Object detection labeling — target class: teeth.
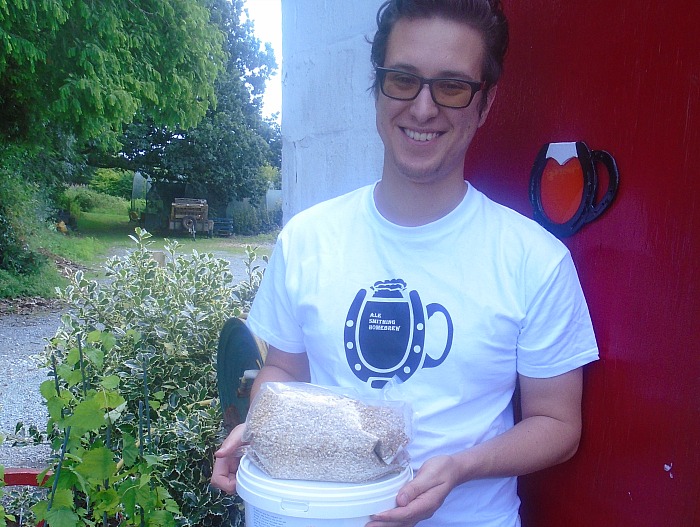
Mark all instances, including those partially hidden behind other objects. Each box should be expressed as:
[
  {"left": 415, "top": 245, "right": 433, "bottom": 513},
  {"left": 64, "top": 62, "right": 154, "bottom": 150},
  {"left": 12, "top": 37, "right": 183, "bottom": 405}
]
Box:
[{"left": 404, "top": 128, "right": 440, "bottom": 142}]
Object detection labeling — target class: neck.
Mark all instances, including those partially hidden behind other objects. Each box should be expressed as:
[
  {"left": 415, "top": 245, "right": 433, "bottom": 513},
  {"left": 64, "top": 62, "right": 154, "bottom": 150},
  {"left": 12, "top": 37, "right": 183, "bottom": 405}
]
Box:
[{"left": 374, "top": 176, "right": 468, "bottom": 227}]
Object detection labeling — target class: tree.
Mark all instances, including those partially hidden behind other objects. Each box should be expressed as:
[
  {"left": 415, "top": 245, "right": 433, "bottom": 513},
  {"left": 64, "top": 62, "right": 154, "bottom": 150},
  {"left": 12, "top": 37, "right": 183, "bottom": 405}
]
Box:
[
  {"left": 0, "top": 0, "right": 226, "bottom": 148},
  {"left": 92, "top": 0, "right": 280, "bottom": 210},
  {"left": 0, "top": 0, "right": 229, "bottom": 281}
]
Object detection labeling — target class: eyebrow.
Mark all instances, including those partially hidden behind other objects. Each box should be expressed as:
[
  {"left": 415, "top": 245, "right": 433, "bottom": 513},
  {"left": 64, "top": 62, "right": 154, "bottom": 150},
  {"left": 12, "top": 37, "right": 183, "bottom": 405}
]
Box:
[{"left": 385, "top": 63, "right": 479, "bottom": 82}]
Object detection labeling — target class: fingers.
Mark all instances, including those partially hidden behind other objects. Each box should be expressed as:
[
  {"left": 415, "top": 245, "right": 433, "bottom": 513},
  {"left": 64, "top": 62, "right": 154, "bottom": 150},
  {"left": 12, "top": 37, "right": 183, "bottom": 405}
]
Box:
[
  {"left": 211, "top": 455, "right": 240, "bottom": 494},
  {"left": 368, "top": 489, "right": 436, "bottom": 527},
  {"left": 367, "top": 456, "right": 456, "bottom": 527},
  {"left": 211, "top": 424, "right": 247, "bottom": 494},
  {"left": 214, "top": 423, "right": 247, "bottom": 457}
]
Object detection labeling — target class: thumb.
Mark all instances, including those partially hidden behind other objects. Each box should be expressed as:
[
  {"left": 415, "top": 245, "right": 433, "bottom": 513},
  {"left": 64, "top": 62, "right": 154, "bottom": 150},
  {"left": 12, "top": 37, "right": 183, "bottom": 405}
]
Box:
[
  {"left": 396, "top": 480, "right": 422, "bottom": 507},
  {"left": 215, "top": 425, "right": 247, "bottom": 457}
]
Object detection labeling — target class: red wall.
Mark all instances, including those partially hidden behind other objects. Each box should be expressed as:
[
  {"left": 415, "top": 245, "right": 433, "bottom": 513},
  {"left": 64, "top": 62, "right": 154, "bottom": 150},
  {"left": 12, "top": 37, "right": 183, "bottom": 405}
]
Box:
[{"left": 465, "top": 2, "right": 700, "bottom": 525}]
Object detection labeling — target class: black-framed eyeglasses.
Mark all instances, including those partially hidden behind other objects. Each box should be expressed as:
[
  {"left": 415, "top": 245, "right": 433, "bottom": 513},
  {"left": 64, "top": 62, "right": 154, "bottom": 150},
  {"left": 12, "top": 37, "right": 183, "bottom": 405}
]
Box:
[{"left": 376, "top": 67, "right": 486, "bottom": 109}]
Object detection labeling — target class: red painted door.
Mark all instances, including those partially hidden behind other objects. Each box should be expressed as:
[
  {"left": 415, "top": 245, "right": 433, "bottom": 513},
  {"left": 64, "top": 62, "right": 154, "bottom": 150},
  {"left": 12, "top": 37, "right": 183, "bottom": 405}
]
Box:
[{"left": 465, "top": 2, "right": 700, "bottom": 525}]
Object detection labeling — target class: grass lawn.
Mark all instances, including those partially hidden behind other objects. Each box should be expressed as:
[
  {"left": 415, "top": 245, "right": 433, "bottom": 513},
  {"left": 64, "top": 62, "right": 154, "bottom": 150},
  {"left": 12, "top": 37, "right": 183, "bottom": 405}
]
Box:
[
  {"left": 1, "top": 208, "right": 278, "bottom": 300},
  {"left": 77, "top": 211, "right": 277, "bottom": 258}
]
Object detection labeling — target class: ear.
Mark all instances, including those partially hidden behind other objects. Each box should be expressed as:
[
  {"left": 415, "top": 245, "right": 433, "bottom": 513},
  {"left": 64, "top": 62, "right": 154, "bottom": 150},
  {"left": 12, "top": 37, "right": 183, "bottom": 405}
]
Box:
[{"left": 477, "top": 84, "right": 497, "bottom": 127}]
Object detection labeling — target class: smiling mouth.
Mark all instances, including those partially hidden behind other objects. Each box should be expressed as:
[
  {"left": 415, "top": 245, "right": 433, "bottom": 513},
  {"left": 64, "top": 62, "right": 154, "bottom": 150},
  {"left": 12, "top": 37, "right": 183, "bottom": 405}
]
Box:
[{"left": 402, "top": 128, "right": 442, "bottom": 142}]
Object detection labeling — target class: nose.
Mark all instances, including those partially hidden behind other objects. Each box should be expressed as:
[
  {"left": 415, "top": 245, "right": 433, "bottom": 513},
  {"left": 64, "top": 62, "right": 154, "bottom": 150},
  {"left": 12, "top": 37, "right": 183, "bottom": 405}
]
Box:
[{"left": 409, "top": 83, "right": 439, "bottom": 121}]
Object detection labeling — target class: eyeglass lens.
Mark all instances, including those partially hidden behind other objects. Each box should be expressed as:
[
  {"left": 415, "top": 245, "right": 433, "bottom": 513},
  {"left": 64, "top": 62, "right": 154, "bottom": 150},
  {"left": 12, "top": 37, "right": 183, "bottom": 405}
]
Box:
[{"left": 381, "top": 70, "right": 477, "bottom": 108}]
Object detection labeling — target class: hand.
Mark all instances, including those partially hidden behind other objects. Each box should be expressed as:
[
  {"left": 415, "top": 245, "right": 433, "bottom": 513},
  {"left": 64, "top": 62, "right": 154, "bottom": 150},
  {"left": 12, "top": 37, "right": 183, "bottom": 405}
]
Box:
[
  {"left": 211, "top": 423, "right": 247, "bottom": 494},
  {"left": 366, "top": 455, "right": 459, "bottom": 527}
]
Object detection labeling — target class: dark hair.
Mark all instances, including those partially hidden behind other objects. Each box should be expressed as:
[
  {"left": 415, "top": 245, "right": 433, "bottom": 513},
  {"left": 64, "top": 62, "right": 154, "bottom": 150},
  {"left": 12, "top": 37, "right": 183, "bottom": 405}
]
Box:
[{"left": 370, "top": 0, "right": 509, "bottom": 94}]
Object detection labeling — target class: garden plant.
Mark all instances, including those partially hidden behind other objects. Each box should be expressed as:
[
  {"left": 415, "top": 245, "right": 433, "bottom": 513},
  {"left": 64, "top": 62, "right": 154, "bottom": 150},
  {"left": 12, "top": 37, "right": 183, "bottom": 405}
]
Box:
[{"left": 19, "top": 228, "right": 266, "bottom": 527}]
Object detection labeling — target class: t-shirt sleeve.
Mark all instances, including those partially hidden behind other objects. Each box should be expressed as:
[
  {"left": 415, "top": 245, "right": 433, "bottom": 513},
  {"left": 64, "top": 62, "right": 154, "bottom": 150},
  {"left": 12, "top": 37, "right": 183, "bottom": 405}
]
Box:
[
  {"left": 245, "top": 238, "right": 307, "bottom": 354},
  {"left": 516, "top": 252, "right": 599, "bottom": 377}
]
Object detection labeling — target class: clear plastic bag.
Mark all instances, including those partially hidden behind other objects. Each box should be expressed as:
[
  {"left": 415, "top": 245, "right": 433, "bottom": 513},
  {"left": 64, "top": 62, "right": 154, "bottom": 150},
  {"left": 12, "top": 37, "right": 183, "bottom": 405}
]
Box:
[{"left": 242, "top": 382, "right": 412, "bottom": 483}]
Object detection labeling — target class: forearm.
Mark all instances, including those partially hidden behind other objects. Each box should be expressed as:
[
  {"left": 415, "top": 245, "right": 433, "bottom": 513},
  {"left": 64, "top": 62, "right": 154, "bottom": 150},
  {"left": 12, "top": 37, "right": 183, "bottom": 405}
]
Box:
[
  {"left": 371, "top": 402, "right": 582, "bottom": 526},
  {"left": 249, "top": 345, "right": 310, "bottom": 401},
  {"left": 250, "top": 363, "right": 300, "bottom": 399},
  {"left": 450, "top": 413, "right": 581, "bottom": 484},
  {"left": 452, "top": 368, "right": 583, "bottom": 483}
]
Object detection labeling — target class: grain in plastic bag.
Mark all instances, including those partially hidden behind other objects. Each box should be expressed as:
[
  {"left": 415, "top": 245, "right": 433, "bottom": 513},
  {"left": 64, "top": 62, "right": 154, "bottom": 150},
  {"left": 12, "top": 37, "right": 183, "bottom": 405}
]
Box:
[{"left": 242, "top": 382, "right": 412, "bottom": 482}]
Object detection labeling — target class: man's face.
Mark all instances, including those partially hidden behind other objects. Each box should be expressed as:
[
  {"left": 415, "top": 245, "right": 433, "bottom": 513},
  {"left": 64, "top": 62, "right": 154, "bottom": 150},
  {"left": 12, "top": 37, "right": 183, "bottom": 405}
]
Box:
[{"left": 376, "top": 16, "right": 495, "bottom": 186}]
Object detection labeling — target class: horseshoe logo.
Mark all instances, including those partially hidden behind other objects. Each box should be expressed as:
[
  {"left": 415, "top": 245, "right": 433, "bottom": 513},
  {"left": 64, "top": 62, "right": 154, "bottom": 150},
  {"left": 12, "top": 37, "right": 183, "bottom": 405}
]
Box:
[{"left": 344, "top": 279, "right": 453, "bottom": 388}]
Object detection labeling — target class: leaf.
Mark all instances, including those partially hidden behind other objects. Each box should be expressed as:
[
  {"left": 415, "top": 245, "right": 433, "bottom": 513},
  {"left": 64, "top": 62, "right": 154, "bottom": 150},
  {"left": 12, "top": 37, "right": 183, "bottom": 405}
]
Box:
[
  {"left": 143, "top": 454, "right": 164, "bottom": 467},
  {"left": 65, "top": 347, "right": 80, "bottom": 367},
  {"left": 74, "top": 446, "right": 117, "bottom": 482},
  {"left": 40, "top": 379, "right": 59, "bottom": 399},
  {"left": 56, "top": 363, "right": 82, "bottom": 387},
  {"left": 46, "top": 397, "right": 68, "bottom": 421},
  {"left": 65, "top": 397, "right": 105, "bottom": 431},
  {"left": 100, "top": 375, "right": 120, "bottom": 389},
  {"left": 146, "top": 509, "right": 176, "bottom": 527},
  {"left": 86, "top": 330, "right": 102, "bottom": 343},
  {"left": 134, "top": 482, "right": 158, "bottom": 511},
  {"left": 47, "top": 488, "right": 74, "bottom": 510},
  {"left": 118, "top": 479, "right": 138, "bottom": 517},
  {"left": 95, "top": 389, "right": 125, "bottom": 410},
  {"left": 85, "top": 346, "right": 104, "bottom": 369},
  {"left": 121, "top": 433, "right": 139, "bottom": 467},
  {"left": 31, "top": 501, "right": 48, "bottom": 522},
  {"left": 92, "top": 488, "right": 120, "bottom": 512},
  {"left": 45, "top": 508, "right": 79, "bottom": 527},
  {"left": 126, "top": 329, "right": 142, "bottom": 344},
  {"left": 101, "top": 332, "right": 117, "bottom": 352}
]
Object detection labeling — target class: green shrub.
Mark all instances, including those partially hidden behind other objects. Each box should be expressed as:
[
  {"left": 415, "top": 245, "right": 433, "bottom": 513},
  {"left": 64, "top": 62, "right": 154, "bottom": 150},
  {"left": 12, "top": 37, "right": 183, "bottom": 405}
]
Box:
[
  {"left": 231, "top": 203, "right": 282, "bottom": 235},
  {"left": 0, "top": 263, "right": 64, "bottom": 298},
  {"left": 89, "top": 168, "right": 134, "bottom": 199},
  {"left": 0, "top": 165, "right": 50, "bottom": 276},
  {"left": 0, "top": 483, "right": 45, "bottom": 527},
  {"left": 262, "top": 204, "right": 283, "bottom": 232},
  {"left": 0, "top": 213, "right": 47, "bottom": 276},
  {"left": 28, "top": 229, "right": 265, "bottom": 527},
  {"left": 59, "top": 186, "right": 130, "bottom": 215}
]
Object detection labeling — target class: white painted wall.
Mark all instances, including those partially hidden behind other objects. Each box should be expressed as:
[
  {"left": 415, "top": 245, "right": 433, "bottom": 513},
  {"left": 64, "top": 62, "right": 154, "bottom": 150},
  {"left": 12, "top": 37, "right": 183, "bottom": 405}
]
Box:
[{"left": 280, "top": 0, "right": 386, "bottom": 222}]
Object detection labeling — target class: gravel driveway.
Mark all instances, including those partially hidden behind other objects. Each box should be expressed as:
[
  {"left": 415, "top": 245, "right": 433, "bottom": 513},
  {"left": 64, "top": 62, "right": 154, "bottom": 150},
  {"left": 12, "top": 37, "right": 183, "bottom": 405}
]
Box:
[
  {"left": 0, "top": 309, "right": 58, "bottom": 469},
  {"left": 0, "top": 247, "right": 271, "bottom": 471}
]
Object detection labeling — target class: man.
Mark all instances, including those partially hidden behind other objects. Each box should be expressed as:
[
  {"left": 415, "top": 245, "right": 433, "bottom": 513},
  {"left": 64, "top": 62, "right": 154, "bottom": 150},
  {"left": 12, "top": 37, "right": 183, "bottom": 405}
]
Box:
[{"left": 212, "top": 1, "right": 599, "bottom": 526}]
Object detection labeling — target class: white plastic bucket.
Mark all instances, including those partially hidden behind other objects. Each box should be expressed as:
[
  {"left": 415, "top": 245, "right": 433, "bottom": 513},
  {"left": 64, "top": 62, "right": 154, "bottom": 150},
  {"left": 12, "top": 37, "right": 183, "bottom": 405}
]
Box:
[{"left": 236, "top": 454, "right": 413, "bottom": 526}]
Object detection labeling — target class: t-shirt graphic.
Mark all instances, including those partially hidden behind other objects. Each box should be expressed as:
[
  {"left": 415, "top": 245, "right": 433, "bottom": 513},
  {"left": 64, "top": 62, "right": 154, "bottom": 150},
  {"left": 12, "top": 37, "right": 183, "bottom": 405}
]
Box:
[{"left": 344, "top": 279, "right": 453, "bottom": 389}]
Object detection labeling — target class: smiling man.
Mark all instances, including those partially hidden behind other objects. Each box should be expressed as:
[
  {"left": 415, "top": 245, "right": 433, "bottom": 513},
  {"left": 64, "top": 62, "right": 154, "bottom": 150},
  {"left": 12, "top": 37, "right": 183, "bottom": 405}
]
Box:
[
  {"left": 212, "top": 2, "right": 599, "bottom": 526},
  {"left": 373, "top": 14, "right": 495, "bottom": 227}
]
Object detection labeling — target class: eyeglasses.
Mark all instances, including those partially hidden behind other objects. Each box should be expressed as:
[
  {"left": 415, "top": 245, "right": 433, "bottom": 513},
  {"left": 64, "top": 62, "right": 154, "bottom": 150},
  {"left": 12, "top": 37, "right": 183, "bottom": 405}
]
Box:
[{"left": 376, "top": 67, "right": 486, "bottom": 109}]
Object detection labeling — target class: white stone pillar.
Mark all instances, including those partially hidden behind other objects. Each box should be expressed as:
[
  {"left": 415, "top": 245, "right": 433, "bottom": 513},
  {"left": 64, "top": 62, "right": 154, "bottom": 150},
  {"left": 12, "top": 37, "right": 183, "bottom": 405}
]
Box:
[{"left": 281, "top": 0, "right": 386, "bottom": 221}]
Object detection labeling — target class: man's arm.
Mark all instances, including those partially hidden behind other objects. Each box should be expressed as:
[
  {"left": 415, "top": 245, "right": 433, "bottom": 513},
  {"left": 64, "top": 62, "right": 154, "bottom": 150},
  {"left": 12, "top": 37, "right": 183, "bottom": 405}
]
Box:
[
  {"left": 250, "top": 345, "right": 311, "bottom": 397},
  {"left": 210, "top": 346, "right": 309, "bottom": 494},
  {"left": 368, "top": 368, "right": 584, "bottom": 526}
]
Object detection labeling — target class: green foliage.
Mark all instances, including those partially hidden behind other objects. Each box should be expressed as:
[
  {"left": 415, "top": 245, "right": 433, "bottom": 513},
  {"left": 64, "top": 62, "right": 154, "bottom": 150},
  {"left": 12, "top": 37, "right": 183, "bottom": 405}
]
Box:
[
  {"left": 233, "top": 245, "right": 268, "bottom": 312},
  {"left": 260, "top": 164, "right": 281, "bottom": 190},
  {"left": 0, "top": 261, "right": 65, "bottom": 298},
  {"left": 230, "top": 201, "right": 282, "bottom": 236},
  {"left": 0, "top": 138, "right": 92, "bottom": 288},
  {"left": 92, "top": 0, "right": 280, "bottom": 209},
  {"left": 0, "top": 484, "right": 45, "bottom": 527},
  {"left": 0, "top": 0, "right": 226, "bottom": 147},
  {"left": 58, "top": 186, "right": 130, "bottom": 215},
  {"left": 0, "top": 0, "right": 281, "bottom": 296},
  {"left": 0, "top": 438, "right": 17, "bottom": 527},
  {"left": 30, "top": 228, "right": 264, "bottom": 527},
  {"left": 0, "top": 214, "right": 47, "bottom": 276},
  {"left": 0, "top": 145, "right": 52, "bottom": 276},
  {"left": 89, "top": 168, "right": 134, "bottom": 199}
]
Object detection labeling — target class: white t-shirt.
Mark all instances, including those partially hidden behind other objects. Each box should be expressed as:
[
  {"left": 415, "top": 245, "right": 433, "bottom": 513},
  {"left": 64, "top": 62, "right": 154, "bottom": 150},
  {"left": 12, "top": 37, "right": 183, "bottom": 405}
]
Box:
[{"left": 247, "top": 182, "right": 599, "bottom": 527}]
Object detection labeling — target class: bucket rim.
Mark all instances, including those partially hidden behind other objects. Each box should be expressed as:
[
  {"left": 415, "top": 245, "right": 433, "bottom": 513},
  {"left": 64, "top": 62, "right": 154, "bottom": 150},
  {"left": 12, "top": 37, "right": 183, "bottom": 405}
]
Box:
[{"left": 236, "top": 454, "right": 413, "bottom": 518}]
